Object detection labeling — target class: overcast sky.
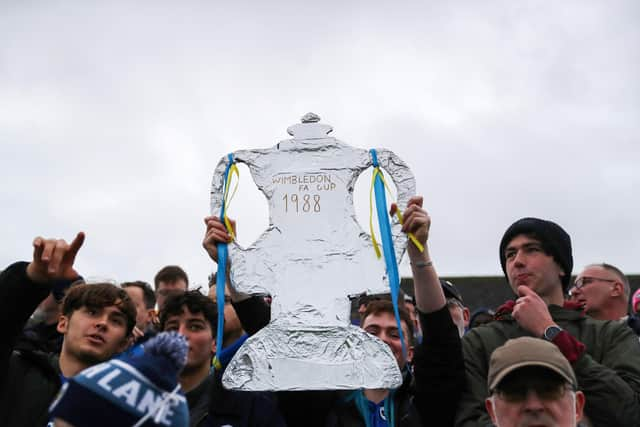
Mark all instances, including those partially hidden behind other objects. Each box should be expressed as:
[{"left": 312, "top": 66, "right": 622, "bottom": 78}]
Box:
[{"left": 1, "top": 1, "right": 638, "bottom": 290}]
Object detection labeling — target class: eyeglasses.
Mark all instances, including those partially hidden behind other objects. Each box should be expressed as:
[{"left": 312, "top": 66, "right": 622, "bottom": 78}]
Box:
[
  {"left": 493, "top": 379, "right": 573, "bottom": 403},
  {"left": 571, "top": 276, "right": 616, "bottom": 292}
]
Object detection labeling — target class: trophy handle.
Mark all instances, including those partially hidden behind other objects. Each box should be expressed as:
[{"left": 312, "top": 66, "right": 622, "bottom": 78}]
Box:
[
  {"left": 210, "top": 151, "right": 272, "bottom": 297},
  {"left": 210, "top": 153, "right": 233, "bottom": 220},
  {"left": 366, "top": 148, "right": 417, "bottom": 261}
]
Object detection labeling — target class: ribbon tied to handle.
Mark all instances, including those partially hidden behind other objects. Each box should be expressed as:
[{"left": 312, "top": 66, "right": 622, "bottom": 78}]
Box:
[
  {"left": 368, "top": 149, "right": 424, "bottom": 360},
  {"left": 213, "top": 153, "right": 239, "bottom": 369}
]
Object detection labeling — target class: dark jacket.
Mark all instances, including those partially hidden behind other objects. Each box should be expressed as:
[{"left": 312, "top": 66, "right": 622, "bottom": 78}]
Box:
[
  {"left": 325, "top": 370, "right": 422, "bottom": 427},
  {"left": 234, "top": 298, "right": 464, "bottom": 427},
  {"left": 627, "top": 314, "right": 640, "bottom": 336},
  {"left": 0, "top": 262, "right": 285, "bottom": 427},
  {"left": 188, "top": 370, "right": 285, "bottom": 427},
  {"left": 0, "top": 262, "right": 61, "bottom": 427},
  {"left": 187, "top": 373, "right": 213, "bottom": 427},
  {"left": 456, "top": 303, "right": 640, "bottom": 427},
  {"left": 17, "top": 319, "right": 63, "bottom": 354}
]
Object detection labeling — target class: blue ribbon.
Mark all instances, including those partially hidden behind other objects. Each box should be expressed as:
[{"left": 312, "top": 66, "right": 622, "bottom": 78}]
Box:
[
  {"left": 370, "top": 149, "right": 407, "bottom": 360},
  {"left": 215, "top": 153, "right": 235, "bottom": 361}
]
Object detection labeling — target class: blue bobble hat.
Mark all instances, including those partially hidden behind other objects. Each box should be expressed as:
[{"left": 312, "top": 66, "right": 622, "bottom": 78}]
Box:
[{"left": 49, "top": 332, "right": 189, "bottom": 427}]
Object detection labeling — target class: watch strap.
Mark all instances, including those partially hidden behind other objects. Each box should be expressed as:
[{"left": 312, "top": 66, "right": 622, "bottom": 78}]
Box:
[{"left": 543, "top": 325, "right": 563, "bottom": 341}]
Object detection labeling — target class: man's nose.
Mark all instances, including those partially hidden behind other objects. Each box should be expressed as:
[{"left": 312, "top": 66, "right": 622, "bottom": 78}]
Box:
[
  {"left": 379, "top": 332, "right": 393, "bottom": 346},
  {"left": 522, "top": 389, "right": 545, "bottom": 411},
  {"left": 93, "top": 311, "right": 109, "bottom": 328},
  {"left": 512, "top": 250, "right": 526, "bottom": 266},
  {"left": 178, "top": 324, "right": 190, "bottom": 337}
]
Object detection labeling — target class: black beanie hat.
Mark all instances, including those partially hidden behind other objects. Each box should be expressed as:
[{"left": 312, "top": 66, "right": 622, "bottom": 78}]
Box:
[{"left": 499, "top": 218, "right": 573, "bottom": 293}]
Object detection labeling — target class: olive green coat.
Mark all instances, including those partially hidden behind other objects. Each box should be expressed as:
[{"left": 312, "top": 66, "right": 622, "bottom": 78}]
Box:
[{"left": 456, "top": 304, "right": 640, "bottom": 427}]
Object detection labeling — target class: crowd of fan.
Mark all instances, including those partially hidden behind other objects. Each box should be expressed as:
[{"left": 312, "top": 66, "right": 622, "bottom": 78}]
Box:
[{"left": 1, "top": 195, "right": 639, "bottom": 427}]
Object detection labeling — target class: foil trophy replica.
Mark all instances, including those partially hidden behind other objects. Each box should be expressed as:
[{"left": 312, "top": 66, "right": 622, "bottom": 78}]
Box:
[{"left": 211, "top": 113, "right": 415, "bottom": 391}]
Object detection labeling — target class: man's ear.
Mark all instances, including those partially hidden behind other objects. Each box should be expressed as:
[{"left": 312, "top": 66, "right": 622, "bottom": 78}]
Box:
[
  {"left": 485, "top": 397, "right": 498, "bottom": 424},
  {"left": 575, "top": 390, "right": 586, "bottom": 422},
  {"left": 117, "top": 335, "right": 131, "bottom": 353},
  {"left": 210, "top": 338, "right": 216, "bottom": 356},
  {"left": 463, "top": 307, "right": 471, "bottom": 328},
  {"left": 57, "top": 314, "right": 69, "bottom": 334},
  {"left": 406, "top": 345, "right": 415, "bottom": 365},
  {"left": 557, "top": 265, "right": 566, "bottom": 287},
  {"left": 611, "top": 282, "right": 624, "bottom": 297},
  {"left": 146, "top": 308, "right": 157, "bottom": 324}
]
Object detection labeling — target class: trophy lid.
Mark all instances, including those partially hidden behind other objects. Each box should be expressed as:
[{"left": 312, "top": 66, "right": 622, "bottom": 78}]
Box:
[{"left": 287, "top": 112, "right": 333, "bottom": 139}]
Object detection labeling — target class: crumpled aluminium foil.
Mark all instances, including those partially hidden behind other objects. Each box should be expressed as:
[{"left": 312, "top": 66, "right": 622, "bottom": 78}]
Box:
[{"left": 211, "top": 113, "right": 416, "bottom": 391}]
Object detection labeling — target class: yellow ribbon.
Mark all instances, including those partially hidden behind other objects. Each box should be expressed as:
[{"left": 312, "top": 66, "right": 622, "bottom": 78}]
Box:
[
  {"left": 222, "top": 163, "right": 240, "bottom": 240},
  {"left": 369, "top": 167, "right": 424, "bottom": 257},
  {"left": 369, "top": 169, "right": 383, "bottom": 258},
  {"left": 394, "top": 209, "right": 425, "bottom": 253},
  {"left": 212, "top": 356, "right": 222, "bottom": 370}
]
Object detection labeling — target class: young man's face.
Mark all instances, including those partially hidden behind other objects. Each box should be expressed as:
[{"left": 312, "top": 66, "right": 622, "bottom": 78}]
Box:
[
  {"left": 162, "top": 307, "right": 215, "bottom": 373},
  {"left": 503, "top": 235, "right": 565, "bottom": 300},
  {"left": 361, "top": 311, "right": 413, "bottom": 369},
  {"left": 124, "top": 286, "right": 152, "bottom": 331},
  {"left": 57, "top": 305, "right": 130, "bottom": 365}
]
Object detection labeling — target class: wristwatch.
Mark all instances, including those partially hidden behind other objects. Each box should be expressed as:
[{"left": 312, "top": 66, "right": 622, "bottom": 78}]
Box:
[{"left": 542, "top": 325, "right": 563, "bottom": 341}]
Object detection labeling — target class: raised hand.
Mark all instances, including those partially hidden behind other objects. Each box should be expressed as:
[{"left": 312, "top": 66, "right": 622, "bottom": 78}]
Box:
[
  {"left": 202, "top": 216, "right": 236, "bottom": 262},
  {"left": 26, "top": 232, "right": 85, "bottom": 283},
  {"left": 391, "top": 196, "right": 430, "bottom": 253},
  {"left": 512, "top": 285, "right": 556, "bottom": 337}
]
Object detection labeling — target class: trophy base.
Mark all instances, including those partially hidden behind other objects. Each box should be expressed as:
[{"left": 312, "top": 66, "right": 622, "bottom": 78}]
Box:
[{"left": 221, "top": 322, "right": 403, "bottom": 391}]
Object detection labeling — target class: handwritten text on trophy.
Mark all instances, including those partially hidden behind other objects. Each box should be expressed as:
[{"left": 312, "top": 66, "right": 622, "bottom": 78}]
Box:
[{"left": 273, "top": 173, "right": 337, "bottom": 214}]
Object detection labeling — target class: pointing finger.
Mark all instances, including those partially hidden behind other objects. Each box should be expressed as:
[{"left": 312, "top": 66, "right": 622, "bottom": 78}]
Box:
[{"left": 65, "top": 232, "right": 85, "bottom": 265}]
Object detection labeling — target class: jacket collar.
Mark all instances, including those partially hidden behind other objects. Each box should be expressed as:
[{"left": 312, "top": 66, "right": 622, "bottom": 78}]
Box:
[{"left": 494, "top": 299, "right": 586, "bottom": 322}]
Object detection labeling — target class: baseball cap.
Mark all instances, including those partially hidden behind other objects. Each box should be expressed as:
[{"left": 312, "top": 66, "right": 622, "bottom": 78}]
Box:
[
  {"left": 488, "top": 337, "right": 577, "bottom": 392},
  {"left": 440, "top": 279, "right": 464, "bottom": 305}
]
